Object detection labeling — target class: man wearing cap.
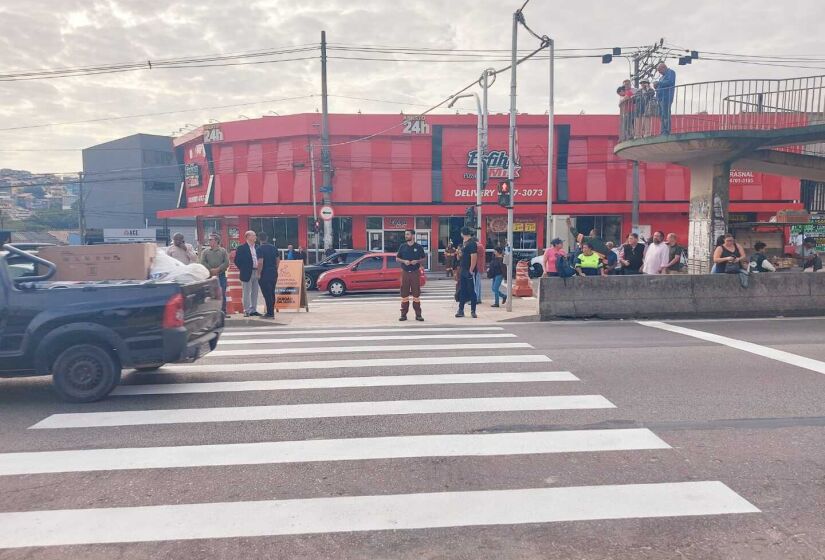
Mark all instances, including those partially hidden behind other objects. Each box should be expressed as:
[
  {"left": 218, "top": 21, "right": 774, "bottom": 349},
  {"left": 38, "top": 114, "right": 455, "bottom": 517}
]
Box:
[{"left": 396, "top": 229, "right": 426, "bottom": 321}]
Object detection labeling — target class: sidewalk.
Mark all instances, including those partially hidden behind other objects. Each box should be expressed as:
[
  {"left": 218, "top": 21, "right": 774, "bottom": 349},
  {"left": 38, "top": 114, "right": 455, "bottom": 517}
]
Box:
[{"left": 227, "top": 277, "right": 539, "bottom": 328}]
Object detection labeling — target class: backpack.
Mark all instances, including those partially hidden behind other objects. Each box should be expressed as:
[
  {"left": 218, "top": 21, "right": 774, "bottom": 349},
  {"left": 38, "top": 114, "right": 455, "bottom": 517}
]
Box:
[{"left": 557, "top": 254, "right": 576, "bottom": 278}]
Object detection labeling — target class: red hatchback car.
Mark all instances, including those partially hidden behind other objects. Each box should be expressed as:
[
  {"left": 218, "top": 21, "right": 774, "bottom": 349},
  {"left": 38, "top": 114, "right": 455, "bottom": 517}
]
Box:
[{"left": 316, "top": 252, "right": 427, "bottom": 297}]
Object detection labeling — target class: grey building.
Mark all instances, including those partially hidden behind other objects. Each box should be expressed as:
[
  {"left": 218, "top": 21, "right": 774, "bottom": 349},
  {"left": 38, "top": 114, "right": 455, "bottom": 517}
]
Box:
[{"left": 82, "top": 134, "right": 194, "bottom": 242}]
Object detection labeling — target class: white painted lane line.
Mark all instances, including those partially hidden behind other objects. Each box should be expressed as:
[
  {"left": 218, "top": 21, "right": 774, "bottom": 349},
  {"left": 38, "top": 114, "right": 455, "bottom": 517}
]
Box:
[
  {"left": 0, "top": 482, "right": 758, "bottom": 548},
  {"left": 156, "top": 354, "right": 552, "bottom": 374},
  {"left": 113, "top": 371, "right": 579, "bottom": 396},
  {"left": 30, "top": 395, "right": 614, "bottom": 429},
  {"left": 219, "top": 333, "right": 517, "bottom": 346},
  {"left": 221, "top": 326, "right": 505, "bottom": 337},
  {"left": 209, "top": 342, "right": 532, "bottom": 358},
  {"left": 0, "top": 429, "right": 666, "bottom": 476},
  {"left": 639, "top": 321, "right": 825, "bottom": 375}
]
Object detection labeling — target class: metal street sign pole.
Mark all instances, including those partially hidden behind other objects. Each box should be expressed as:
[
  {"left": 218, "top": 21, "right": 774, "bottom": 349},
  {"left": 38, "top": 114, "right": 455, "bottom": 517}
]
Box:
[
  {"left": 545, "top": 38, "right": 555, "bottom": 249},
  {"left": 505, "top": 10, "right": 518, "bottom": 313},
  {"left": 309, "top": 143, "right": 320, "bottom": 263}
]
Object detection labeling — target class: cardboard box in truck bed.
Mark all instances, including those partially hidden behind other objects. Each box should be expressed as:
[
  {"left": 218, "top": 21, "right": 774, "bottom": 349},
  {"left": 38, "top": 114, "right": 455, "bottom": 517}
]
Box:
[{"left": 38, "top": 243, "right": 156, "bottom": 281}]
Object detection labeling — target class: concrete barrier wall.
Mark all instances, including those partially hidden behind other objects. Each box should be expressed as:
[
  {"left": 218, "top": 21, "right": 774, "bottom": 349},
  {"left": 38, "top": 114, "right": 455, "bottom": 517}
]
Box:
[{"left": 538, "top": 273, "right": 825, "bottom": 320}]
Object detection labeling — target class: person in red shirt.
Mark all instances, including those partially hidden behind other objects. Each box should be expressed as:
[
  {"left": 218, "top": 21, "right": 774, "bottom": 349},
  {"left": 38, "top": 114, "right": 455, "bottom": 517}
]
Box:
[{"left": 543, "top": 238, "right": 566, "bottom": 277}]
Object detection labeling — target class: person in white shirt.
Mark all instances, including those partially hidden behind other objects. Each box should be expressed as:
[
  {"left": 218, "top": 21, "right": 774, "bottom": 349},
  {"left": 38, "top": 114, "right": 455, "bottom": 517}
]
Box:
[
  {"left": 641, "top": 231, "right": 670, "bottom": 275},
  {"left": 166, "top": 232, "right": 197, "bottom": 264}
]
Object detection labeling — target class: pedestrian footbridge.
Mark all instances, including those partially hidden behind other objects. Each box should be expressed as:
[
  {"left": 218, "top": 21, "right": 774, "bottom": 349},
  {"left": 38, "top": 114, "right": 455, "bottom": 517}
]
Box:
[{"left": 615, "top": 75, "right": 825, "bottom": 272}]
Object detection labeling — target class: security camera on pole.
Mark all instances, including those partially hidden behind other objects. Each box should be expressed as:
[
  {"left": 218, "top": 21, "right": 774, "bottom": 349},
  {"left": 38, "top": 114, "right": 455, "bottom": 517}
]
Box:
[{"left": 505, "top": 10, "right": 519, "bottom": 313}]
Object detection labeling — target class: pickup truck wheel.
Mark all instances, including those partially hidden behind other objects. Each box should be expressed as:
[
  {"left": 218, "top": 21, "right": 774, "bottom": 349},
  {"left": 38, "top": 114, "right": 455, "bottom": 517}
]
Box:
[
  {"left": 328, "top": 279, "right": 346, "bottom": 297},
  {"left": 304, "top": 274, "right": 314, "bottom": 291},
  {"left": 52, "top": 344, "right": 121, "bottom": 403}
]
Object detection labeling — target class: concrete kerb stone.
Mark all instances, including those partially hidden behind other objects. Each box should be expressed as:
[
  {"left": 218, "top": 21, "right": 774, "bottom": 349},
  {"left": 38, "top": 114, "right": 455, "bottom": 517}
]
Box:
[{"left": 539, "top": 273, "right": 824, "bottom": 320}]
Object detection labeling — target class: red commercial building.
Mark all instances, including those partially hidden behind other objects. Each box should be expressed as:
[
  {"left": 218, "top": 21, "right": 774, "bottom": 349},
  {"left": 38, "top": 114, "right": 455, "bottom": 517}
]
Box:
[{"left": 159, "top": 113, "right": 800, "bottom": 269}]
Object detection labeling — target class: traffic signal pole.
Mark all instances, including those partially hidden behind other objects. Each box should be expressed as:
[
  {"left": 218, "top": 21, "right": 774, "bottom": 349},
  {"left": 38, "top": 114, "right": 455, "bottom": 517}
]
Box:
[
  {"left": 309, "top": 142, "right": 320, "bottom": 262},
  {"left": 320, "top": 31, "right": 333, "bottom": 250},
  {"left": 505, "top": 10, "right": 518, "bottom": 313}
]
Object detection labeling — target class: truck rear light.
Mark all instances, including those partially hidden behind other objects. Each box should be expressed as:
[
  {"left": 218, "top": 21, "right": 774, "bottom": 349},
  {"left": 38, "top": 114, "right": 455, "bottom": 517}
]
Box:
[{"left": 163, "top": 293, "right": 185, "bottom": 329}]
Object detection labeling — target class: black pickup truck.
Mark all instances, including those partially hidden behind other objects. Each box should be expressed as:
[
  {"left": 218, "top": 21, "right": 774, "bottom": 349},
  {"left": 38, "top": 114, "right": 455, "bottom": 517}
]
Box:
[{"left": 0, "top": 244, "right": 224, "bottom": 402}]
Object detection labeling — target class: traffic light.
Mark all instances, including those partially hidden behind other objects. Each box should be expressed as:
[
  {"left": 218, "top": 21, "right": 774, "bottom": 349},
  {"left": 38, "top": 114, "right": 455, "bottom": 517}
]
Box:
[
  {"left": 465, "top": 205, "right": 476, "bottom": 228},
  {"left": 497, "top": 180, "right": 512, "bottom": 208}
]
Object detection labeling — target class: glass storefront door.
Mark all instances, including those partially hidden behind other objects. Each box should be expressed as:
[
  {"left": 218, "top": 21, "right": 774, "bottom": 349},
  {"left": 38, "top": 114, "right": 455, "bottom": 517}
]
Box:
[
  {"left": 415, "top": 231, "right": 431, "bottom": 270},
  {"left": 368, "top": 230, "right": 384, "bottom": 252}
]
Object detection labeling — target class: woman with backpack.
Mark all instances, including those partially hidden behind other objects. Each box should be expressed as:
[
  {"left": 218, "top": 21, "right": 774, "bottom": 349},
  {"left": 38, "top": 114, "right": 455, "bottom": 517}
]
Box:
[
  {"left": 543, "top": 238, "right": 566, "bottom": 277},
  {"left": 487, "top": 246, "right": 507, "bottom": 307}
]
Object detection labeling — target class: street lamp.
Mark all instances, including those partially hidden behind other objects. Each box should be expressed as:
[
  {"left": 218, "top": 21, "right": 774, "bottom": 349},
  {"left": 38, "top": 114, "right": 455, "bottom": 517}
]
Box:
[{"left": 447, "top": 92, "right": 484, "bottom": 242}]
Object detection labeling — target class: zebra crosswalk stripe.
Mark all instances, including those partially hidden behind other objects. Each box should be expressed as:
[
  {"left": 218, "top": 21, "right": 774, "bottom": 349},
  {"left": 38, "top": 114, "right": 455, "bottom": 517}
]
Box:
[
  {"left": 0, "top": 429, "right": 668, "bottom": 476},
  {"left": 0, "top": 482, "right": 759, "bottom": 549},
  {"left": 209, "top": 342, "right": 532, "bottom": 358},
  {"left": 218, "top": 333, "right": 517, "bottom": 345},
  {"left": 30, "top": 395, "right": 616, "bottom": 429}
]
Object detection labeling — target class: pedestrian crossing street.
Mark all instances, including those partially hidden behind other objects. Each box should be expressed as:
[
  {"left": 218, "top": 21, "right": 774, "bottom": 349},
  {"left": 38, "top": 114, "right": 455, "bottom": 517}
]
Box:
[{"left": 0, "top": 324, "right": 759, "bottom": 551}]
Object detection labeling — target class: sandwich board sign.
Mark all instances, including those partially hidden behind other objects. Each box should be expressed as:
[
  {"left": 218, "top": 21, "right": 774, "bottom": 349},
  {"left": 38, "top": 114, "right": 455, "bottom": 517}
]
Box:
[{"left": 275, "top": 260, "right": 309, "bottom": 312}]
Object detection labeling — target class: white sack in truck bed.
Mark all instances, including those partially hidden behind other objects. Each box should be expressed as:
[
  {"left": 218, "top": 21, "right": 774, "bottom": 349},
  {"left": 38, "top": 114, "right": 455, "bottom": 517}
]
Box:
[{"left": 151, "top": 248, "right": 210, "bottom": 283}]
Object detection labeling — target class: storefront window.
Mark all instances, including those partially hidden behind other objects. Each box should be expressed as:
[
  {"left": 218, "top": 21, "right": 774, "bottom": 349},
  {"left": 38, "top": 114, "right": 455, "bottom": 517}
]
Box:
[
  {"left": 415, "top": 217, "right": 431, "bottom": 230},
  {"left": 249, "top": 217, "right": 299, "bottom": 252},
  {"left": 574, "top": 216, "right": 623, "bottom": 244},
  {"left": 366, "top": 217, "right": 383, "bottom": 230},
  {"left": 202, "top": 219, "right": 221, "bottom": 242},
  {"left": 438, "top": 217, "right": 465, "bottom": 265},
  {"left": 486, "top": 217, "right": 538, "bottom": 255},
  {"left": 306, "top": 217, "right": 353, "bottom": 255}
]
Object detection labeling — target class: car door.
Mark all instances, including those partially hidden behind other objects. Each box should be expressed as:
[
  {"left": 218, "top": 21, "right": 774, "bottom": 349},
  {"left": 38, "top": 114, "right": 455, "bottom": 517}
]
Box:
[
  {"left": 384, "top": 255, "right": 403, "bottom": 289},
  {"left": 348, "top": 255, "right": 384, "bottom": 290}
]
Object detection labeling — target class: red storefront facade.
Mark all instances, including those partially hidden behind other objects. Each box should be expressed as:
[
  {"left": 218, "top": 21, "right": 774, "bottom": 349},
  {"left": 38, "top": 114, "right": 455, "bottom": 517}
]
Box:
[{"left": 160, "top": 113, "right": 800, "bottom": 268}]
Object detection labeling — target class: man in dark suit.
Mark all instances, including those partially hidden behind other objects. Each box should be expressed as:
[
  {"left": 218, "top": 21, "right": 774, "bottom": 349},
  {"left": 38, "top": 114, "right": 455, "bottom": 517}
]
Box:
[
  {"left": 256, "top": 232, "right": 279, "bottom": 318},
  {"left": 233, "top": 230, "right": 260, "bottom": 316}
]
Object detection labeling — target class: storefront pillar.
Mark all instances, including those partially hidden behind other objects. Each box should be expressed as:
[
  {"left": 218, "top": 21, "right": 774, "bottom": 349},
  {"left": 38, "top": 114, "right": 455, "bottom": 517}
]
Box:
[{"left": 687, "top": 161, "right": 731, "bottom": 274}]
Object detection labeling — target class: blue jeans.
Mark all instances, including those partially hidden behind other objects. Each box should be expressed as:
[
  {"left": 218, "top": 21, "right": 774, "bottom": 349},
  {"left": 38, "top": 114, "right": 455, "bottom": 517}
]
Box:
[
  {"left": 491, "top": 275, "right": 505, "bottom": 305},
  {"left": 217, "top": 274, "right": 227, "bottom": 314}
]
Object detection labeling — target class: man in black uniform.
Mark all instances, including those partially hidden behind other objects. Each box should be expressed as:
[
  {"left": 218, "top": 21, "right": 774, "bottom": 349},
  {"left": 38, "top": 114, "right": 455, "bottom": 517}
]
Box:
[
  {"left": 256, "top": 232, "right": 279, "bottom": 318},
  {"left": 456, "top": 226, "right": 478, "bottom": 318},
  {"left": 396, "top": 229, "right": 427, "bottom": 322}
]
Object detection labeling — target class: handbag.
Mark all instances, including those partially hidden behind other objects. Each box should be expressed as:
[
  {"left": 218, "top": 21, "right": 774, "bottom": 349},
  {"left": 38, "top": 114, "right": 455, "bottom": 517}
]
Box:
[{"left": 724, "top": 261, "right": 741, "bottom": 274}]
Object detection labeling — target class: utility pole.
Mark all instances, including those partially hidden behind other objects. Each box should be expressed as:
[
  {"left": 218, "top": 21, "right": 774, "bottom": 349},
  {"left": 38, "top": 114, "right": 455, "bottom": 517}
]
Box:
[
  {"left": 78, "top": 172, "right": 86, "bottom": 245},
  {"left": 631, "top": 54, "right": 641, "bottom": 235},
  {"left": 309, "top": 142, "right": 320, "bottom": 263},
  {"left": 320, "top": 30, "right": 333, "bottom": 251},
  {"left": 505, "top": 11, "right": 519, "bottom": 313},
  {"left": 545, "top": 38, "right": 555, "bottom": 249}
]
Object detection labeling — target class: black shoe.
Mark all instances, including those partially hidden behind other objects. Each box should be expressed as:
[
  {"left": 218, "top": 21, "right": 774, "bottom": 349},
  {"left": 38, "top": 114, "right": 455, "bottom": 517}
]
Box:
[
  {"left": 415, "top": 316, "right": 424, "bottom": 322},
  {"left": 250, "top": 311, "right": 262, "bottom": 317},
  {"left": 471, "top": 312, "right": 478, "bottom": 318},
  {"left": 399, "top": 316, "right": 407, "bottom": 321},
  {"left": 491, "top": 303, "right": 500, "bottom": 308},
  {"left": 502, "top": 295, "right": 507, "bottom": 304},
  {"left": 455, "top": 312, "right": 465, "bottom": 318}
]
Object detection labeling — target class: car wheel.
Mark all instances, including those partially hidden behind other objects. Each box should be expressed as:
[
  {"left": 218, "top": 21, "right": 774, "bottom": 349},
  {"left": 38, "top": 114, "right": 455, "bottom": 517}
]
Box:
[
  {"left": 304, "top": 274, "right": 315, "bottom": 291},
  {"left": 328, "top": 279, "right": 346, "bottom": 297},
  {"left": 134, "top": 365, "right": 163, "bottom": 372},
  {"left": 530, "top": 263, "right": 543, "bottom": 278},
  {"left": 51, "top": 344, "right": 122, "bottom": 403}
]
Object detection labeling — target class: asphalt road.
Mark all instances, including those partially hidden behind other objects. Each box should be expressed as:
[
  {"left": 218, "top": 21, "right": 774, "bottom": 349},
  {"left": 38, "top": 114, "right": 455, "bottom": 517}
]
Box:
[{"left": 0, "top": 311, "right": 824, "bottom": 559}]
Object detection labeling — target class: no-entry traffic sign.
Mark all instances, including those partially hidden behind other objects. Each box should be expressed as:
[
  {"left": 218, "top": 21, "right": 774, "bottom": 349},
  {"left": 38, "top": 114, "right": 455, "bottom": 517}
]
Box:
[{"left": 320, "top": 206, "right": 334, "bottom": 221}]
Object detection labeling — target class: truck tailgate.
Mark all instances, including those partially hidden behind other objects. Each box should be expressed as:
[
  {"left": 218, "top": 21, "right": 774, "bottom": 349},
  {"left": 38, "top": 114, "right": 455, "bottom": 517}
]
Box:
[{"left": 180, "top": 278, "right": 224, "bottom": 340}]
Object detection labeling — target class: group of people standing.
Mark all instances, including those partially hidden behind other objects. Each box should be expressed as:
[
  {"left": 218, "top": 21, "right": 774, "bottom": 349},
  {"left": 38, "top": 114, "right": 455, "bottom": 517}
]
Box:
[{"left": 618, "top": 62, "right": 677, "bottom": 138}]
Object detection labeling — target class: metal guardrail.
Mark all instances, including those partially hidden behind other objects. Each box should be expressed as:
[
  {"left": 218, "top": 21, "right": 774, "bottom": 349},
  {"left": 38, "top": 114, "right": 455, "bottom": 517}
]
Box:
[{"left": 618, "top": 74, "right": 825, "bottom": 142}]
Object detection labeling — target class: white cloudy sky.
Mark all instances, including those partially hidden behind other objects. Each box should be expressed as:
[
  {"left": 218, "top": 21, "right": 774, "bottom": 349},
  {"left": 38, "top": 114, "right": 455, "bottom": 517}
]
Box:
[{"left": 1, "top": 0, "right": 823, "bottom": 173}]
